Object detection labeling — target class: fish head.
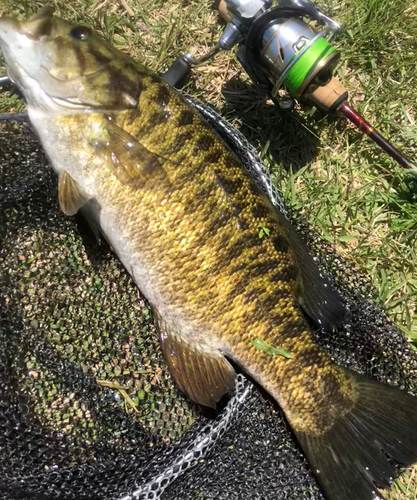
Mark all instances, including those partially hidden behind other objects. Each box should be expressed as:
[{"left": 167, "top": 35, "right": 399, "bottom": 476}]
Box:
[{"left": 0, "top": 6, "right": 144, "bottom": 113}]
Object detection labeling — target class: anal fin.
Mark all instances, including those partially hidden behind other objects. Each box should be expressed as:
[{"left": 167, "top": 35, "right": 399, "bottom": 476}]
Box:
[{"left": 154, "top": 312, "right": 235, "bottom": 409}]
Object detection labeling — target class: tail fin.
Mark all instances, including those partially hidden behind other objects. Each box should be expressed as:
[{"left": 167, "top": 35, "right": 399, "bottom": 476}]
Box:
[{"left": 295, "top": 372, "right": 417, "bottom": 500}]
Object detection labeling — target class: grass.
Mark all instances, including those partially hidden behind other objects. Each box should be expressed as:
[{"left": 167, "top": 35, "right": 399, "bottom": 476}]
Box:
[{"left": 1, "top": 0, "right": 417, "bottom": 498}]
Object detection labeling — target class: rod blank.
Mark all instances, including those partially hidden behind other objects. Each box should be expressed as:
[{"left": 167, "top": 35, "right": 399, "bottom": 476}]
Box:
[{"left": 339, "top": 103, "right": 413, "bottom": 169}]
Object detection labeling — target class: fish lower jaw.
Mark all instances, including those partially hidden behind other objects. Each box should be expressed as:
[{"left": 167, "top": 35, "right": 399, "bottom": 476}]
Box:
[{"left": 6, "top": 65, "right": 74, "bottom": 116}]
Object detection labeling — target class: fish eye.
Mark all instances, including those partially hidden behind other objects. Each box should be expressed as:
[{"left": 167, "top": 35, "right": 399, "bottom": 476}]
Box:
[{"left": 69, "top": 26, "right": 91, "bottom": 41}]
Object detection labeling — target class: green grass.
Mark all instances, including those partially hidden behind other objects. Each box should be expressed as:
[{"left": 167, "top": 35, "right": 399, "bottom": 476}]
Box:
[{"left": 1, "top": 0, "right": 417, "bottom": 497}]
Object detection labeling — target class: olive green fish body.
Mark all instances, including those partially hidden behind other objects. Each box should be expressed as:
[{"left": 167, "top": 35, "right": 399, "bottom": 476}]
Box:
[
  {"left": 31, "top": 72, "right": 356, "bottom": 435},
  {"left": 2, "top": 9, "right": 417, "bottom": 500}
]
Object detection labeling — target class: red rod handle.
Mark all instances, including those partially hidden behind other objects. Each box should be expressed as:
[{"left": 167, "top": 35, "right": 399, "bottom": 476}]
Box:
[{"left": 339, "top": 103, "right": 413, "bottom": 169}]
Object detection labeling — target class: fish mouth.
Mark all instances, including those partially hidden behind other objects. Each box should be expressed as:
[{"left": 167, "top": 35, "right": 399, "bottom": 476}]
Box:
[
  {"left": 0, "top": 14, "right": 43, "bottom": 84},
  {"left": 0, "top": 14, "right": 106, "bottom": 110},
  {"left": 0, "top": 9, "right": 131, "bottom": 111},
  {"left": 0, "top": 16, "right": 20, "bottom": 38},
  {"left": 0, "top": 6, "right": 55, "bottom": 42},
  {"left": 0, "top": 17, "right": 31, "bottom": 92},
  {"left": 0, "top": 17, "right": 20, "bottom": 57}
]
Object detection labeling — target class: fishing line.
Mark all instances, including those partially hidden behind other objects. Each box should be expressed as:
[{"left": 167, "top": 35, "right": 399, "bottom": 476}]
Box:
[{"left": 284, "top": 38, "right": 336, "bottom": 97}]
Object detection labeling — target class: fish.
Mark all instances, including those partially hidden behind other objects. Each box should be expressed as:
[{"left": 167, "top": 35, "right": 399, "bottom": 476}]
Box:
[{"left": 0, "top": 7, "right": 416, "bottom": 500}]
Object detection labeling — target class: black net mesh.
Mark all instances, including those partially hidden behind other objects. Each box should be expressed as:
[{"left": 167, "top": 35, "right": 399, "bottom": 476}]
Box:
[{"left": 1, "top": 97, "right": 416, "bottom": 500}]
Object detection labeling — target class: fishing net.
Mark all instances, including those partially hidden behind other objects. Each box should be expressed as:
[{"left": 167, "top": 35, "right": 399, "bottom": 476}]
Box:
[{"left": 1, "top": 95, "right": 416, "bottom": 500}]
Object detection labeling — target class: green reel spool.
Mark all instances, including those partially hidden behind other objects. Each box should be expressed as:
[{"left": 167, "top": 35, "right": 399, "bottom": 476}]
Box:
[
  {"left": 283, "top": 37, "right": 338, "bottom": 98},
  {"left": 260, "top": 17, "right": 340, "bottom": 101}
]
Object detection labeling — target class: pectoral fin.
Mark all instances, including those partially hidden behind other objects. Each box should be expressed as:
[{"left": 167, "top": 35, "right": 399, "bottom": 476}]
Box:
[
  {"left": 58, "top": 171, "right": 90, "bottom": 216},
  {"left": 155, "top": 312, "right": 236, "bottom": 409},
  {"left": 58, "top": 173, "right": 103, "bottom": 243},
  {"left": 91, "top": 120, "right": 171, "bottom": 191}
]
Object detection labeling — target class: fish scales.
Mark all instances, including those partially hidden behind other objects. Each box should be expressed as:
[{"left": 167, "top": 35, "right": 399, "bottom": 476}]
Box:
[
  {"left": 37, "top": 71, "right": 356, "bottom": 435},
  {"left": 1, "top": 9, "right": 417, "bottom": 500}
]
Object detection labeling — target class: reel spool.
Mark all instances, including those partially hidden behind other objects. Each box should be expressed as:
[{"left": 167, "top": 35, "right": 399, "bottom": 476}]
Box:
[
  {"left": 259, "top": 14, "right": 339, "bottom": 99},
  {"left": 165, "top": 0, "right": 347, "bottom": 112},
  {"left": 238, "top": 3, "right": 348, "bottom": 112},
  {"left": 217, "top": 0, "right": 412, "bottom": 168}
]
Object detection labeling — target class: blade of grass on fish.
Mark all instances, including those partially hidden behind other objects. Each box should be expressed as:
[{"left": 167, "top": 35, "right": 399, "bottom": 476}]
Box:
[{"left": 250, "top": 339, "right": 292, "bottom": 359}]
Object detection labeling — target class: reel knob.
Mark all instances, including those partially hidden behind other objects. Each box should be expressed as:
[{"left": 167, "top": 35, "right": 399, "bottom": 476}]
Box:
[{"left": 162, "top": 56, "right": 192, "bottom": 89}]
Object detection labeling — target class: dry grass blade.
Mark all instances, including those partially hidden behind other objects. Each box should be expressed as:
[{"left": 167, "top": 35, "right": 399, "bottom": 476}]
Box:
[{"left": 119, "top": 0, "right": 134, "bottom": 16}]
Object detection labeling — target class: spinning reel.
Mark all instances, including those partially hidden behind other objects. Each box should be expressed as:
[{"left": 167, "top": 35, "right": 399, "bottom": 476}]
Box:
[{"left": 164, "top": 0, "right": 412, "bottom": 169}]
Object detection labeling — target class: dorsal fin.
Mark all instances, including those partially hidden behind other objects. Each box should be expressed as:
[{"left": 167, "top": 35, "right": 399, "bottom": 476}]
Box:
[
  {"left": 277, "top": 212, "right": 346, "bottom": 331},
  {"left": 154, "top": 311, "right": 236, "bottom": 409}
]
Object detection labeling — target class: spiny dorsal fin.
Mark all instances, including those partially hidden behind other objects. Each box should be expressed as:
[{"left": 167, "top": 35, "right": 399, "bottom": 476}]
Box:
[
  {"left": 91, "top": 120, "right": 171, "bottom": 191},
  {"left": 277, "top": 212, "right": 346, "bottom": 331},
  {"left": 58, "top": 171, "right": 90, "bottom": 216},
  {"left": 154, "top": 311, "right": 236, "bottom": 409}
]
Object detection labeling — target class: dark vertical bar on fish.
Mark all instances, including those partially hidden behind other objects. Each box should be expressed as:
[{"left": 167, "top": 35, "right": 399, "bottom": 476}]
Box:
[{"left": 339, "top": 102, "right": 413, "bottom": 169}]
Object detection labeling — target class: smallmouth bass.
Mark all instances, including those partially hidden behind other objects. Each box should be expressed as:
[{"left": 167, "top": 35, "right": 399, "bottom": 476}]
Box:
[{"left": 0, "top": 7, "right": 416, "bottom": 500}]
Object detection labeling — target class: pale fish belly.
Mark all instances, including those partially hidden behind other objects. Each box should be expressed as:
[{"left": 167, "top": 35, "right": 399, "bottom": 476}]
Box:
[{"left": 28, "top": 108, "right": 225, "bottom": 355}]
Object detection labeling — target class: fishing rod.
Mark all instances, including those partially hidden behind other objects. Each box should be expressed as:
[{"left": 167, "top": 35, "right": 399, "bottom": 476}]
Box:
[{"left": 164, "top": 0, "right": 414, "bottom": 169}]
